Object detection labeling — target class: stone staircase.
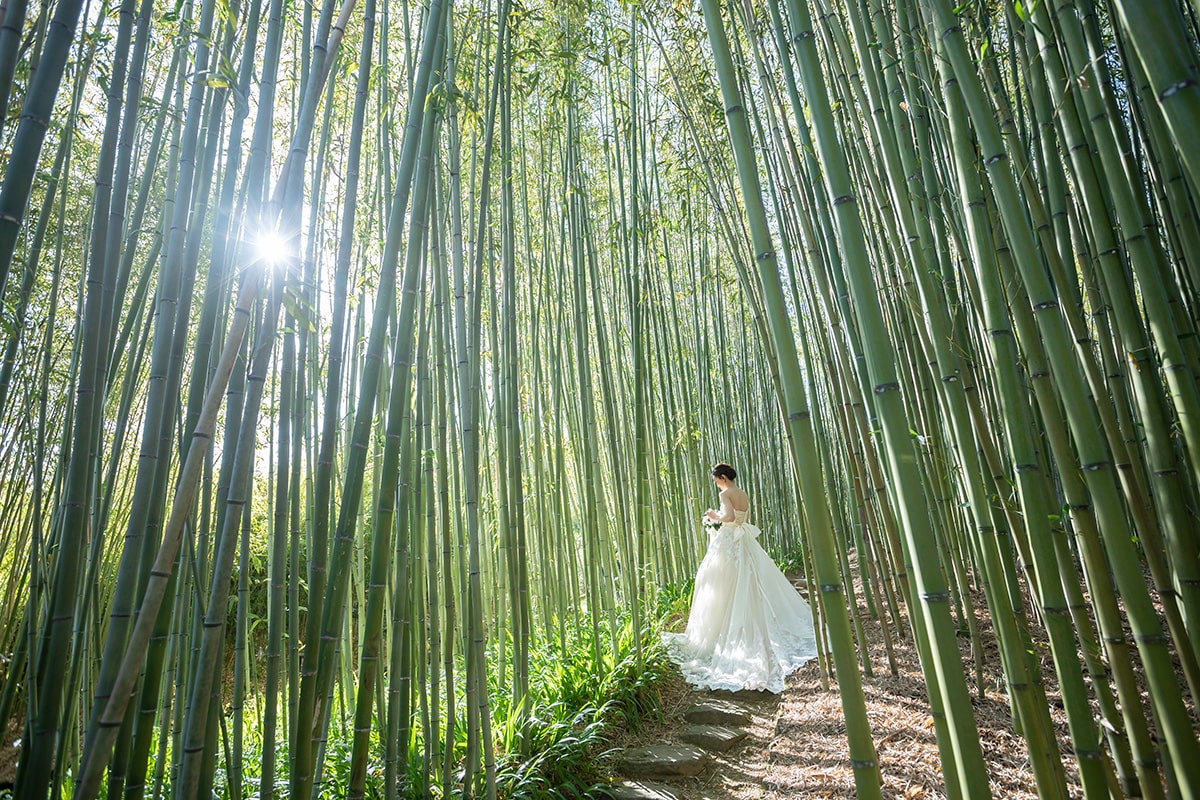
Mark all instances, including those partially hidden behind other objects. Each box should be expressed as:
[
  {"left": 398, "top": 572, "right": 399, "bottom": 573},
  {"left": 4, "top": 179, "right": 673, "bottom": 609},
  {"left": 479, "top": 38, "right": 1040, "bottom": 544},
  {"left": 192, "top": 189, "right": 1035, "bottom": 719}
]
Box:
[{"left": 604, "top": 695, "right": 760, "bottom": 800}]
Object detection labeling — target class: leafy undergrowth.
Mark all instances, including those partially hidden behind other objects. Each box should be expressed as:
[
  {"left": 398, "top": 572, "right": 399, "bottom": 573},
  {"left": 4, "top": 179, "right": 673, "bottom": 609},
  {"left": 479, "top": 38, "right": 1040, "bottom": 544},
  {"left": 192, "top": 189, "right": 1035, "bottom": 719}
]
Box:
[
  {"left": 491, "top": 591, "right": 690, "bottom": 798},
  {"left": 0, "top": 593, "right": 690, "bottom": 800}
]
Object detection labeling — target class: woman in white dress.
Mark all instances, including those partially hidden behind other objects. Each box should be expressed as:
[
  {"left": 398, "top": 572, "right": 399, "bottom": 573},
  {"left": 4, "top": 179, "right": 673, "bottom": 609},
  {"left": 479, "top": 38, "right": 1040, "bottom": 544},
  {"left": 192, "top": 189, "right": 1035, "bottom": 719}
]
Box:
[{"left": 663, "top": 463, "right": 818, "bottom": 693}]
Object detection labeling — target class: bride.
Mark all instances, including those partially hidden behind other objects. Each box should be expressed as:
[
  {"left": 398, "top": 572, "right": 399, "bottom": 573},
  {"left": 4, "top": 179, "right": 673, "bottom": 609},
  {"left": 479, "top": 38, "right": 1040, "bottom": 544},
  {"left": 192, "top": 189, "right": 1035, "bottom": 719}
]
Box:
[{"left": 663, "top": 463, "right": 818, "bottom": 693}]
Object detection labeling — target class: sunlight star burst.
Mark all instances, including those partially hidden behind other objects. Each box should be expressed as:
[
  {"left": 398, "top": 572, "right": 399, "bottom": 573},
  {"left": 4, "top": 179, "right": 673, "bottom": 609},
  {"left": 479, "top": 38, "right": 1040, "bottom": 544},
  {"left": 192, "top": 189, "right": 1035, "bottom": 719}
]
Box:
[{"left": 252, "top": 227, "right": 290, "bottom": 268}]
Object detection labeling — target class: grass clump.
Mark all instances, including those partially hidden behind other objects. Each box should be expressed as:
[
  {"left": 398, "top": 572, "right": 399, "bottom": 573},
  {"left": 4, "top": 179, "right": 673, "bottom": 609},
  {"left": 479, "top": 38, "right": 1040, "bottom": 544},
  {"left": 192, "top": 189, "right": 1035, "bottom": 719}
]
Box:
[{"left": 491, "top": 605, "right": 682, "bottom": 799}]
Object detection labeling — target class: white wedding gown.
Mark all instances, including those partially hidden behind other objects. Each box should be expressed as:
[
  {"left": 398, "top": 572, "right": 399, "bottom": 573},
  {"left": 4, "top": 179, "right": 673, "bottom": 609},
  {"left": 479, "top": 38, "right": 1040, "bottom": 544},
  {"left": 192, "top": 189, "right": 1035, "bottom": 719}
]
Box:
[{"left": 663, "top": 504, "right": 818, "bottom": 693}]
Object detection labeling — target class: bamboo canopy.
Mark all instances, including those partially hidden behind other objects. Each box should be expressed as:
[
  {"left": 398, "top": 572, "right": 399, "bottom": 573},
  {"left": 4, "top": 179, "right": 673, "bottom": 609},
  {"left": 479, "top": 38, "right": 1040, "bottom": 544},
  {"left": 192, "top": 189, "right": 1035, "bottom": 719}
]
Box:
[{"left": 0, "top": 0, "right": 1197, "bottom": 797}]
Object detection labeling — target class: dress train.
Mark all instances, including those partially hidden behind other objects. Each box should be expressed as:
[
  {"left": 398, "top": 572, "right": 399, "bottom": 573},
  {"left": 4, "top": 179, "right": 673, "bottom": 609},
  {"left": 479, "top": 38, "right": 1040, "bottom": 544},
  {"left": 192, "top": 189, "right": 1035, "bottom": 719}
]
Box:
[{"left": 663, "top": 509, "right": 817, "bottom": 693}]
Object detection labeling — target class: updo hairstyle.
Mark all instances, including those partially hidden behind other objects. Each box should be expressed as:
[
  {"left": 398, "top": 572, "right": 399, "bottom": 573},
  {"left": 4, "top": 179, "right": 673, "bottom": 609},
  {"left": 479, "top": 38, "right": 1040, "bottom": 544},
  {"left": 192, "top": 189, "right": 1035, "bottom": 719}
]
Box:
[{"left": 711, "top": 463, "right": 737, "bottom": 481}]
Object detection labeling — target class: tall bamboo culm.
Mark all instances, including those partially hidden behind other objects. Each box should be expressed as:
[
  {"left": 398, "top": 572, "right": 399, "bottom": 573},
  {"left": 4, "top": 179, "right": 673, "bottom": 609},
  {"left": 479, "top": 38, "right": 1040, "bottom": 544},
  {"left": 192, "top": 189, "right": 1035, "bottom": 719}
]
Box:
[{"left": 0, "top": 0, "right": 1197, "bottom": 798}]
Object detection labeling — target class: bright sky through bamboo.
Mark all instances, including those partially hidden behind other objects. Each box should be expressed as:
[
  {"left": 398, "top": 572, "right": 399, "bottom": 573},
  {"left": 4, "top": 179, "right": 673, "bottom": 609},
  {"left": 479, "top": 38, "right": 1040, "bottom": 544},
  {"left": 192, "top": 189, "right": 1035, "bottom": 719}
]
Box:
[{"left": 251, "top": 228, "right": 291, "bottom": 269}]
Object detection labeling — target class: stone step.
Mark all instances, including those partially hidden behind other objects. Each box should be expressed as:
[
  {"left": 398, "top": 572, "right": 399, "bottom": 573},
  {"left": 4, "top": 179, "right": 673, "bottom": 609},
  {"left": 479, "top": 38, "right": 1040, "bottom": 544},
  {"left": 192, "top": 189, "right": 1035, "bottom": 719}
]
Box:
[
  {"left": 618, "top": 743, "right": 709, "bottom": 778},
  {"left": 603, "top": 779, "right": 684, "bottom": 799},
  {"left": 710, "top": 687, "right": 776, "bottom": 705},
  {"left": 604, "top": 780, "right": 721, "bottom": 800},
  {"left": 683, "top": 698, "right": 753, "bottom": 726},
  {"left": 679, "top": 723, "right": 748, "bottom": 753}
]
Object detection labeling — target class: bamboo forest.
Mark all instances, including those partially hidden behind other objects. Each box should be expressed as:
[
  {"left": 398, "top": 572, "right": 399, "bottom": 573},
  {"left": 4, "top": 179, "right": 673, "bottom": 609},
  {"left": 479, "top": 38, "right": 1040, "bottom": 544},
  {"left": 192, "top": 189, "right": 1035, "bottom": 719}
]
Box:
[{"left": 1, "top": 0, "right": 1200, "bottom": 795}]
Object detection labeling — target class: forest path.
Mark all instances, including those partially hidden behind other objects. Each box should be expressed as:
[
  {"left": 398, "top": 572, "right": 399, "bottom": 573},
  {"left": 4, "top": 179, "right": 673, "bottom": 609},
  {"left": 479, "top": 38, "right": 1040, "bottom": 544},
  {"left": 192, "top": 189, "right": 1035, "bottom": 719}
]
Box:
[
  {"left": 605, "top": 683, "right": 781, "bottom": 800},
  {"left": 605, "top": 568, "right": 1063, "bottom": 799},
  {"left": 602, "top": 574, "right": 820, "bottom": 800}
]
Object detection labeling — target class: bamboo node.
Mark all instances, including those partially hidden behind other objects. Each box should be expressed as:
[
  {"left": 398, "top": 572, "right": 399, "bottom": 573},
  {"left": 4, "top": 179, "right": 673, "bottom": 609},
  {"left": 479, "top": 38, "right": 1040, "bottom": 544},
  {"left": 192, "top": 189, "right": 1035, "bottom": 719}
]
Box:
[
  {"left": 819, "top": 584, "right": 842, "bottom": 593},
  {"left": 1133, "top": 633, "right": 1168, "bottom": 645},
  {"left": 850, "top": 759, "right": 878, "bottom": 769},
  {"left": 1160, "top": 79, "right": 1197, "bottom": 99},
  {"left": 919, "top": 591, "right": 949, "bottom": 603},
  {"left": 1013, "top": 463, "right": 1039, "bottom": 473},
  {"left": 1032, "top": 300, "right": 1058, "bottom": 311},
  {"left": 1077, "top": 750, "right": 1104, "bottom": 760},
  {"left": 793, "top": 29, "right": 815, "bottom": 42},
  {"left": 1101, "top": 635, "right": 1127, "bottom": 644},
  {"left": 833, "top": 194, "right": 855, "bottom": 206},
  {"left": 984, "top": 152, "right": 1007, "bottom": 166},
  {"left": 1081, "top": 462, "right": 1109, "bottom": 471},
  {"left": 873, "top": 382, "right": 900, "bottom": 394}
]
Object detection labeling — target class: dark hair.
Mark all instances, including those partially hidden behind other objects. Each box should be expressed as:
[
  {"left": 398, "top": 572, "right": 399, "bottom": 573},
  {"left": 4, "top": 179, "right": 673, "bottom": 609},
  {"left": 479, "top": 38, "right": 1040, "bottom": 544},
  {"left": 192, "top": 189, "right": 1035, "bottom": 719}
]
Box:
[{"left": 711, "top": 463, "right": 737, "bottom": 481}]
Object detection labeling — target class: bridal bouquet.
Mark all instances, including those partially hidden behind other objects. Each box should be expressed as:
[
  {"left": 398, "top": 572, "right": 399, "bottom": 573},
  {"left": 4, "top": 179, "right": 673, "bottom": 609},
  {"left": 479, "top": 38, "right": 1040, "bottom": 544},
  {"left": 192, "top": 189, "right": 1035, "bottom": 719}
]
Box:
[{"left": 702, "top": 518, "right": 722, "bottom": 533}]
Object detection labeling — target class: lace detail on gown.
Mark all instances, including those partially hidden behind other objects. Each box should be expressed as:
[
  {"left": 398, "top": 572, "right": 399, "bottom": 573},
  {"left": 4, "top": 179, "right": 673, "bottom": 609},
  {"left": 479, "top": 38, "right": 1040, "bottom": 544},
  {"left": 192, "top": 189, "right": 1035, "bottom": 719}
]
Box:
[{"left": 662, "top": 507, "right": 818, "bottom": 693}]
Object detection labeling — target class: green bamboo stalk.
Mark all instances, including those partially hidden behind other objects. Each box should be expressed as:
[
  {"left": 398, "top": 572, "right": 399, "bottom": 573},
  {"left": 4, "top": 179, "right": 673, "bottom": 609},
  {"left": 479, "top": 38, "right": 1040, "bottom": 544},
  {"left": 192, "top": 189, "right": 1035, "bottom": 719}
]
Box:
[
  {"left": 925, "top": 5, "right": 1200, "bottom": 792},
  {"left": 74, "top": 266, "right": 259, "bottom": 800},
  {"left": 0, "top": 0, "right": 85, "bottom": 300},
  {"left": 289, "top": 2, "right": 444, "bottom": 794},
  {"left": 1109, "top": 0, "right": 1200, "bottom": 195},
  {"left": 349, "top": 29, "right": 442, "bottom": 799},
  {"left": 1036, "top": 0, "right": 1200, "bottom": 661},
  {"left": 697, "top": 2, "right": 882, "bottom": 796},
  {"left": 78, "top": 0, "right": 219, "bottom": 772}
]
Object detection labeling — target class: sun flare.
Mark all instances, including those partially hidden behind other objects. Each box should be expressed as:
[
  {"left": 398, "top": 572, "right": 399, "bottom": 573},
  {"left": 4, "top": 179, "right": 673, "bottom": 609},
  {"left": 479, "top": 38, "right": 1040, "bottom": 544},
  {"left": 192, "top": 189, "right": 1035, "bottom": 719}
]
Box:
[{"left": 252, "top": 228, "right": 290, "bottom": 268}]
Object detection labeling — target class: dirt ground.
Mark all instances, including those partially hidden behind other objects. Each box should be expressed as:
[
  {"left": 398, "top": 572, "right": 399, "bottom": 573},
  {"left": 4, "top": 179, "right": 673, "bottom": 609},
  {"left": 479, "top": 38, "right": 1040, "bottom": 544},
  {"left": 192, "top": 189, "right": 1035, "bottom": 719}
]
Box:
[
  {"left": 0, "top": 716, "right": 17, "bottom": 788},
  {"left": 605, "top": 577, "right": 1102, "bottom": 799},
  {"left": 3, "top": 570, "right": 1195, "bottom": 798}
]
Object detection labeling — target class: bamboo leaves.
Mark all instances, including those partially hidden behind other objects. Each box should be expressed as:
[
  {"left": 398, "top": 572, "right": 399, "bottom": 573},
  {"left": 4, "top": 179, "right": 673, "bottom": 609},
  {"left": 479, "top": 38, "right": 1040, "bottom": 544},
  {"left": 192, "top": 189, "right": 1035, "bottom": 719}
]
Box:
[{"left": 1, "top": 0, "right": 1199, "bottom": 798}]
